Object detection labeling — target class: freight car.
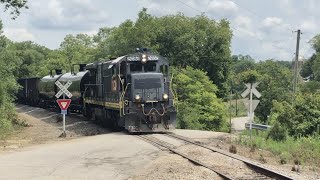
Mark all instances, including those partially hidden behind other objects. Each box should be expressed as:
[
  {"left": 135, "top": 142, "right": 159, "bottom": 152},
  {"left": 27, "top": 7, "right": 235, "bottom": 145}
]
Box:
[
  {"left": 16, "top": 48, "right": 176, "bottom": 132},
  {"left": 17, "top": 77, "right": 40, "bottom": 106}
]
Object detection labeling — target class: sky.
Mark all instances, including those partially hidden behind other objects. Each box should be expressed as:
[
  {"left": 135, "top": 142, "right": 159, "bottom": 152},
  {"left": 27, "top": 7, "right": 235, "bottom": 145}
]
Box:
[{"left": 0, "top": 0, "right": 319, "bottom": 61}]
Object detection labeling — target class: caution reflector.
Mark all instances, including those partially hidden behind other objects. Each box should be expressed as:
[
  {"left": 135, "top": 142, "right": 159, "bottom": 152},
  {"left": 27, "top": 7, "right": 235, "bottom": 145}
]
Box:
[{"left": 56, "top": 99, "right": 71, "bottom": 110}]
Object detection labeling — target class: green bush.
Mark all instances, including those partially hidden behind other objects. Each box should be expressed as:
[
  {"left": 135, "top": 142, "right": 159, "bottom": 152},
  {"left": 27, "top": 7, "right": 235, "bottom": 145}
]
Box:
[
  {"left": 267, "top": 122, "right": 287, "bottom": 142},
  {"left": 172, "top": 66, "right": 226, "bottom": 131},
  {"left": 240, "top": 70, "right": 260, "bottom": 84}
]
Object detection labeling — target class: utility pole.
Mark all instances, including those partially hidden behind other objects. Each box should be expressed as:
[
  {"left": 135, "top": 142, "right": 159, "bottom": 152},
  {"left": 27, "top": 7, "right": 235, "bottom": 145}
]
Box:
[{"left": 293, "top": 29, "right": 301, "bottom": 104}]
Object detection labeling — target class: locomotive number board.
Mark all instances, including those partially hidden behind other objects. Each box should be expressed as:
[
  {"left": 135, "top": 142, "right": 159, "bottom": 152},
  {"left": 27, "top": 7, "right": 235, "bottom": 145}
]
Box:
[{"left": 127, "top": 55, "right": 159, "bottom": 62}]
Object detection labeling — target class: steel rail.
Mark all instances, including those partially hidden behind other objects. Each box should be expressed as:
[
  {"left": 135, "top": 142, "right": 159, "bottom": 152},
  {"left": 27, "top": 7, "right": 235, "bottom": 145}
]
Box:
[
  {"left": 166, "top": 133, "right": 295, "bottom": 180},
  {"left": 138, "top": 135, "right": 234, "bottom": 180}
]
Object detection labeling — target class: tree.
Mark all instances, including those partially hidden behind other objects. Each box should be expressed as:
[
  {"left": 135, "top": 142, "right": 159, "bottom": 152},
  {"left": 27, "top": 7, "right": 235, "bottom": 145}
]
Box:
[
  {"left": 300, "top": 81, "right": 320, "bottom": 94},
  {"left": 0, "top": 0, "right": 28, "bottom": 134},
  {"left": 172, "top": 66, "right": 226, "bottom": 130},
  {"left": 5, "top": 41, "right": 50, "bottom": 78},
  {"left": 59, "top": 34, "right": 96, "bottom": 71},
  {"left": 270, "top": 94, "right": 320, "bottom": 137},
  {"left": 0, "top": 0, "right": 28, "bottom": 19},
  {"left": 255, "top": 60, "right": 293, "bottom": 122},
  {"left": 301, "top": 54, "right": 315, "bottom": 79},
  {"left": 231, "top": 54, "right": 256, "bottom": 74}
]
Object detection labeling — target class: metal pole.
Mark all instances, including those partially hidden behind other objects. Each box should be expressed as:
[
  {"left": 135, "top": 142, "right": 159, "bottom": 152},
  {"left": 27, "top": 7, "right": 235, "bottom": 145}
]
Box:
[
  {"left": 229, "top": 88, "right": 232, "bottom": 133},
  {"left": 236, "top": 94, "right": 238, "bottom": 116},
  {"left": 63, "top": 93, "right": 66, "bottom": 135},
  {"left": 293, "top": 29, "right": 301, "bottom": 104},
  {"left": 249, "top": 83, "right": 253, "bottom": 144}
]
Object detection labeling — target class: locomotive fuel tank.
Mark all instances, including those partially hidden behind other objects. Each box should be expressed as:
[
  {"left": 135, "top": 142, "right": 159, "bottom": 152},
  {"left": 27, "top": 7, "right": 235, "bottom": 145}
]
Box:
[
  {"left": 58, "top": 69, "right": 89, "bottom": 112},
  {"left": 39, "top": 70, "right": 63, "bottom": 108}
]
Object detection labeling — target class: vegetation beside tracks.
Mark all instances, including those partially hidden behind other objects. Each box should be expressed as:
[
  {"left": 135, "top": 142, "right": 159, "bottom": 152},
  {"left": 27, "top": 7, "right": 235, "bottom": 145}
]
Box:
[{"left": 236, "top": 130, "right": 320, "bottom": 169}]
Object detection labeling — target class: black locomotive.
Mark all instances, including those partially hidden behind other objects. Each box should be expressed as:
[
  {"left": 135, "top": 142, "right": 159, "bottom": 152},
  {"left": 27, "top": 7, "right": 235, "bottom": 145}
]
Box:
[{"left": 16, "top": 49, "right": 176, "bottom": 132}]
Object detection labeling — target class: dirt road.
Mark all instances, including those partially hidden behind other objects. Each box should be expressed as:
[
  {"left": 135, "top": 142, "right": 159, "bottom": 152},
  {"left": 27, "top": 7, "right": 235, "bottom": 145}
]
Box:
[{"left": 0, "top": 133, "right": 160, "bottom": 180}]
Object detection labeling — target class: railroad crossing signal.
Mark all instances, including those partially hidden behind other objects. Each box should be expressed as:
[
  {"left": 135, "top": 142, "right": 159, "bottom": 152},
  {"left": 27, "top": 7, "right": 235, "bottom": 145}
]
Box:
[
  {"left": 56, "top": 99, "right": 71, "bottom": 111},
  {"left": 240, "top": 82, "right": 261, "bottom": 144},
  {"left": 55, "top": 80, "right": 73, "bottom": 98},
  {"left": 55, "top": 80, "right": 72, "bottom": 138},
  {"left": 242, "top": 99, "right": 260, "bottom": 112},
  {"left": 241, "top": 82, "right": 261, "bottom": 98}
]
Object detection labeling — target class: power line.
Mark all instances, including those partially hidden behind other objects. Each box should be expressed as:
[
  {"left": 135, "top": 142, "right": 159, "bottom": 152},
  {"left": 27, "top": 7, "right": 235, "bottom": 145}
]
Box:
[
  {"left": 228, "top": 0, "right": 293, "bottom": 32},
  {"left": 172, "top": 0, "right": 294, "bottom": 53},
  {"left": 140, "top": 0, "right": 295, "bottom": 57},
  {"left": 174, "top": 0, "right": 203, "bottom": 14}
]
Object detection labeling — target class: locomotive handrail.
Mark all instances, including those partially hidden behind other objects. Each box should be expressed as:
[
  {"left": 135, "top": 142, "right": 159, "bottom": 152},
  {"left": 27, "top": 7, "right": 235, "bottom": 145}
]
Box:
[
  {"left": 121, "top": 83, "right": 131, "bottom": 116},
  {"left": 170, "top": 73, "right": 177, "bottom": 106}
]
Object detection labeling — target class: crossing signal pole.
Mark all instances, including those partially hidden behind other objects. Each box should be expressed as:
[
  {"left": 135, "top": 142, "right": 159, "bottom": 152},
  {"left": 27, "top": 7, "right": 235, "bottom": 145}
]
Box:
[{"left": 293, "top": 29, "right": 302, "bottom": 104}]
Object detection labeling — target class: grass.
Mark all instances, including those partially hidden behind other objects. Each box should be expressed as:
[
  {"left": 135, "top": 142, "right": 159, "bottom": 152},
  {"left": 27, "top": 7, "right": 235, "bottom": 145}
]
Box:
[{"left": 236, "top": 130, "right": 320, "bottom": 168}]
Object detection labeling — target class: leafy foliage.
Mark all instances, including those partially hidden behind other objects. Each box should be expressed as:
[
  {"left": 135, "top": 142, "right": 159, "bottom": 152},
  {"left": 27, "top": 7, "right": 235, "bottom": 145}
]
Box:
[
  {"left": 172, "top": 66, "right": 226, "bottom": 131},
  {"left": 239, "top": 69, "right": 260, "bottom": 84},
  {"left": 0, "top": 0, "right": 28, "bottom": 19},
  {"left": 0, "top": 27, "right": 19, "bottom": 134},
  {"left": 270, "top": 93, "right": 320, "bottom": 137},
  {"left": 267, "top": 122, "right": 287, "bottom": 142},
  {"left": 255, "top": 60, "right": 293, "bottom": 122},
  {"left": 300, "top": 81, "right": 320, "bottom": 94}
]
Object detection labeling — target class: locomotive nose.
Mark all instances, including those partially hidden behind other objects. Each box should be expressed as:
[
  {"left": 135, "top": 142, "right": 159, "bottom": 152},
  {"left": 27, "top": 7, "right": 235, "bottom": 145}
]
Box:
[{"left": 131, "top": 73, "right": 164, "bottom": 102}]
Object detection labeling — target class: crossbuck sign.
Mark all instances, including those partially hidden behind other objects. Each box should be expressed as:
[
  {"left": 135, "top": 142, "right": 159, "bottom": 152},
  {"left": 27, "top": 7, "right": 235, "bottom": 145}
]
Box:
[
  {"left": 55, "top": 80, "right": 72, "bottom": 138},
  {"left": 55, "top": 80, "right": 73, "bottom": 98},
  {"left": 241, "top": 82, "right": 261, "bottom": 142}
]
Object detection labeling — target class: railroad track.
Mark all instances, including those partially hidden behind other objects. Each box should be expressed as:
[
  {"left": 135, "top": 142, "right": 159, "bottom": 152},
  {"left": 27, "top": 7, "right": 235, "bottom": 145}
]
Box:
[{"left": 139, "top": 133, "right": 295, "bottom": 180}]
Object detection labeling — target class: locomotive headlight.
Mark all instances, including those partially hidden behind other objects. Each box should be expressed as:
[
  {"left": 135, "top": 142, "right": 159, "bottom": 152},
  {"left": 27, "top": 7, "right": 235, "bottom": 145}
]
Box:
[
  {"left": 135, "top": 94, "right": 141, "bottom": 101},
  {"left": 163, "top": 93, "right": 169, "bottom": 100},
  {"left": 141, "top": 54, "right": 147, "bottom": 63}
]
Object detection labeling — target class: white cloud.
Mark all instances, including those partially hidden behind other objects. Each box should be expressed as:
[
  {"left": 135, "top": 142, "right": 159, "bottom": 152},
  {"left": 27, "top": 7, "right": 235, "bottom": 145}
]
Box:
[
  {"left": 207, "top": 0, "right": 238, "bottom": 12},
  {"left": 262, "top": 17, "right": 283, "bottom": 27},
  {"left": 234, "top": 15, "right": 251, "bottom": 28},
  {"left": 136, "top": 0, "right": 180, "bottom": 16},
  {"left": 28, "top": 0, "right": 109, "bottom": 30},
  {"left": 301, "top": 20, "right": 317, "bottom": 32},
  {"left": 3, "top": 28, "right": 35, "bottom": 42},
  {"left": 260, "top": 41, "right": 292, "bottom": 60}
]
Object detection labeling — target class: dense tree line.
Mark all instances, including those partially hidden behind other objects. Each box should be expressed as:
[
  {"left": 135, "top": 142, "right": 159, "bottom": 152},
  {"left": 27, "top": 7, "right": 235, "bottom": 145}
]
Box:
[{"left": 0, "top": 0, "right": 28, "bottom": 134}]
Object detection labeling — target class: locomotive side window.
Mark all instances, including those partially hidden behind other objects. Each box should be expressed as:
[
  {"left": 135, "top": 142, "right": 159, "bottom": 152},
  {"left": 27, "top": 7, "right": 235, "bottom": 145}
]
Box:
[
  {"left": 160, "top": 65, "right": 168, "bottom": 75},
  {"left": 164, "top": 65, "right": 168, "bottom": 74},
  {"left": 130, "top": 63, "right": 142, "bottom": 72},
  {"left": 103, "top": 69, "right": 111, "bottom": 77},
  {"left": 144, "top": 62, "right": 156, "bottom": 72}
]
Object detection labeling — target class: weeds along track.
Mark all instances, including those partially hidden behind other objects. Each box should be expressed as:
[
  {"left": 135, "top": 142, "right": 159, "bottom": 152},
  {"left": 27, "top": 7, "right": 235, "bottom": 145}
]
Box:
[{"left": 138, "top": 133, "right": 294, "bottom": 180}]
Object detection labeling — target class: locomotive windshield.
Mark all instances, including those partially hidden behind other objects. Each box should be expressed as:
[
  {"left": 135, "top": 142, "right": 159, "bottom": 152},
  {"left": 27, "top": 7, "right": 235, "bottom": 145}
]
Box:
[
  {"left": 130, "top": 63, "right": 142, "bottom": 72},
  {"left": 130, "top": 62, "right": 156, "bottom": 72},
  {"left": 144, "top": 62, "right": 156, "bottom": 72}
]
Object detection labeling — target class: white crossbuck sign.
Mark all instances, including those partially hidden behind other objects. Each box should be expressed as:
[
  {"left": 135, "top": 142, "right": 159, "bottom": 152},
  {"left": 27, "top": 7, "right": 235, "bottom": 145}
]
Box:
[
  {"left": 55, "top": 80, "right": 73, "bottom": 98},
  {"left": 241, "top": 82, "right": 261, "bottom": 98}
]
